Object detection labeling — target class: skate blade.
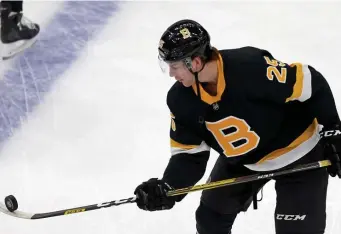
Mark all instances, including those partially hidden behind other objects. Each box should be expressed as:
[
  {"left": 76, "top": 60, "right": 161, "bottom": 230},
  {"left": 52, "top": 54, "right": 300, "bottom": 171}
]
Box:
[{"left": 1, "top": 37, "right": 38, "bottom": 60}]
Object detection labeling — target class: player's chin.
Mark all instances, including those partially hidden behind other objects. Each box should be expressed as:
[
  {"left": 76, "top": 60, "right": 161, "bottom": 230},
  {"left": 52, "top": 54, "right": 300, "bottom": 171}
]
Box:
[{"left": 182, "top": 81, "right": 194, "bottom": 87}]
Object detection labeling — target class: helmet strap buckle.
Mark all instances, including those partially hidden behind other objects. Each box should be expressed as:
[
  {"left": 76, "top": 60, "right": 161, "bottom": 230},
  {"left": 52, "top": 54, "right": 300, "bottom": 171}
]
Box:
[{"left": 183, "top": 57, "right": 193, "bottom": 72}]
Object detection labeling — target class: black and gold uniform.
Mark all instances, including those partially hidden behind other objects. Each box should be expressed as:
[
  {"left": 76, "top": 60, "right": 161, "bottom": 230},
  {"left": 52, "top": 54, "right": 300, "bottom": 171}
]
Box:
[
  {"left": 134, "top": 19, "right": 340, "bottom": 234},
  {"left": 162, "top": 46, "right": 335, "bottom": 234},
  {"left": 163, "top": 46, "right": 338, "bottom": 187}
]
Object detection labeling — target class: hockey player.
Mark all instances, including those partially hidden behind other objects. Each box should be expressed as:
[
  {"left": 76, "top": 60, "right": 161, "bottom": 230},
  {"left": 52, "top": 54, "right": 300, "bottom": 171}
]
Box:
[
  {"left": 134, "top": 19, "right": 341, "bottom": 234},
  {"left": 1, "top": 1, "right": 40, "bottom": 59}
]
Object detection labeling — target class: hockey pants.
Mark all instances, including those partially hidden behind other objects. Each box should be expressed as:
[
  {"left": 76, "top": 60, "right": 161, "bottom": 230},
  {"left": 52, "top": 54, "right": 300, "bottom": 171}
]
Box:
[{"left": 196, "top": 144, "right": 328, "bottom": 234}]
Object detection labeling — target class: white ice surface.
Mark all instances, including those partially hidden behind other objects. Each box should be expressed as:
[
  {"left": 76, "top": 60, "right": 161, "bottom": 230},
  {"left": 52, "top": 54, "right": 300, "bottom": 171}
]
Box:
[{"left": 0, "top": 1, "right": 340, "bottom": 234}]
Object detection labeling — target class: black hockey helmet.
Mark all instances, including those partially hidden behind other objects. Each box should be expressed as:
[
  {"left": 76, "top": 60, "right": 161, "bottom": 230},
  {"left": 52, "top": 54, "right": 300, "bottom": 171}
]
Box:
[{"left": 158, "top": 19, "right": 212, "bottom": 64}]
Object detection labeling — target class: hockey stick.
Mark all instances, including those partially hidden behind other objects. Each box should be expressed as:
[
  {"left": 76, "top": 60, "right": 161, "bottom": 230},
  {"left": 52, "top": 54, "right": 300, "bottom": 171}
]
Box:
[
  {"left": 0, "top": 196, "right": 136, "bottom": 220},
  {"left": 166, "top": 159, "right": 331, "bottom": 196},
  {"left": 0, "top": 159, "right": 330, "bottom": 220}
]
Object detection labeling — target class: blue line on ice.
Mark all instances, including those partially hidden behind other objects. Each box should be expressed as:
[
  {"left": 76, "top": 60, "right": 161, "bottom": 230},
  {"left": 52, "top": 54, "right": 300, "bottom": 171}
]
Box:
[{"left": 0, "top": 1, "right": 118, "bottom": 143}]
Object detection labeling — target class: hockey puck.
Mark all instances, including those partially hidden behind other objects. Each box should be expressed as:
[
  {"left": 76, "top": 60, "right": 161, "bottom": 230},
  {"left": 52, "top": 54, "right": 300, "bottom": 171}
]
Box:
[{"left": 5, "top": 195, "right": 18, "bottom": 212}]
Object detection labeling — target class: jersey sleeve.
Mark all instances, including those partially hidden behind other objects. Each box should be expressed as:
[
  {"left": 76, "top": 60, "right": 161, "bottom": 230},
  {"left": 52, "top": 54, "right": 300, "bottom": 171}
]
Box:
[
  {"left": 161, "top": 96, "right": 210, "bottom": 201},
  {"left": 169, "top": 112, "right": 210, "bottom": 156},
  {"left": 251, "top": 50, "right": 340, "bottom": 127},
  {"left": 302, "top": 65, "right": 340, "bottom": 127}
]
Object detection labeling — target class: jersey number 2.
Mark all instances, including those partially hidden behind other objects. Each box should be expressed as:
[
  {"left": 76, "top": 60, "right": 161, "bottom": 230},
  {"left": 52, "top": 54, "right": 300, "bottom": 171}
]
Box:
[
  {"left": 206, "top": 116, "right": 260, "bottom": 157},
  {"left": 264, "top": 56, "right": 287, "bottom": 83}
]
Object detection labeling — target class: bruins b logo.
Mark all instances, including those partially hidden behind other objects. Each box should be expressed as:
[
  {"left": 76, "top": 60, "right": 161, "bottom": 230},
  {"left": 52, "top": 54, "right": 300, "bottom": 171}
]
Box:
[{"left": 179, "top": 28, "right": 191, "bottom": 39}]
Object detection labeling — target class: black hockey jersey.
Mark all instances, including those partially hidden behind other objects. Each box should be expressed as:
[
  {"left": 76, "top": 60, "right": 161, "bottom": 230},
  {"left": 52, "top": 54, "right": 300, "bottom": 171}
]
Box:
[{"left": 162, "top": 46, "right": 339, "bottom": 190}]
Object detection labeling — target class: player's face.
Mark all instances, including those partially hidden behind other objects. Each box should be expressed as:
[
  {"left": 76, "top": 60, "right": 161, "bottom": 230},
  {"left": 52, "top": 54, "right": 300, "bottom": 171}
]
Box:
[
  {"left": 159, "top": 57, "right": 195, "bottom": 87},
  {"left": 168, "top": 61, "right": 194, "bottom": 87}
]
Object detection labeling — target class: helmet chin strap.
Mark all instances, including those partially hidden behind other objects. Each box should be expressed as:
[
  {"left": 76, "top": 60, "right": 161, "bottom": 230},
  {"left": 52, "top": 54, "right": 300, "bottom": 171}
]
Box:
[
  {"left": 194, "top": 72, "right": 201, "bottom": 100},
  {"left": 183, "top": 57, "right": 207, "bottom": 101}
]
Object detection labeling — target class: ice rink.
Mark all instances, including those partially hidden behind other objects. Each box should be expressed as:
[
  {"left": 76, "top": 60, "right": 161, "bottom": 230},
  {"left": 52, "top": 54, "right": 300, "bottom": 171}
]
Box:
[{"left": 0, "top": 1, "right": 340, "bottom": 233}]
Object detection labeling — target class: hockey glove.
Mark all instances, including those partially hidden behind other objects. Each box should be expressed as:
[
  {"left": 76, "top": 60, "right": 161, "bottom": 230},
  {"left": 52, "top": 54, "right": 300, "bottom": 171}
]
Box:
[
  {"left": 319, "top": 124, "right": 341, "bottom": 178},
  {"left": 134, "top": 178, "right": 175, "bottom": 211}
]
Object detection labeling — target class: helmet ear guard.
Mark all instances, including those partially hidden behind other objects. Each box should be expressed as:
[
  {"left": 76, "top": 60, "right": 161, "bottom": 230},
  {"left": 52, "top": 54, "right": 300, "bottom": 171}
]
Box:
[{"left": 183, "top": 57, "right": 192, "bottom": 70}]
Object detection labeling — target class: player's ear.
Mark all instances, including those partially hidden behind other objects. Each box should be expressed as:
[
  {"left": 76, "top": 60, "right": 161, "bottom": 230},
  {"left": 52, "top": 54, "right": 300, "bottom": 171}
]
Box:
[{"left": 191, "top": 56, "right": 204, "bottom": 72}]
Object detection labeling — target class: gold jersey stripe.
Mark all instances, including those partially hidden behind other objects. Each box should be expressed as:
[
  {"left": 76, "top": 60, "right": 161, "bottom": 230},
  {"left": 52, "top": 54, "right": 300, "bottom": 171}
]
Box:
[
  {"left": 170, "top": 138, "right": 198, "bottom": 150},
  {"left": 286, "top": 63, "right": 304, "bottom": 102},
  {"left": 245, "top": 119, "right": 321, "bottom": 171},
  {"left": 257, "top": 119, "right": 318, "bottom": 164}
]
